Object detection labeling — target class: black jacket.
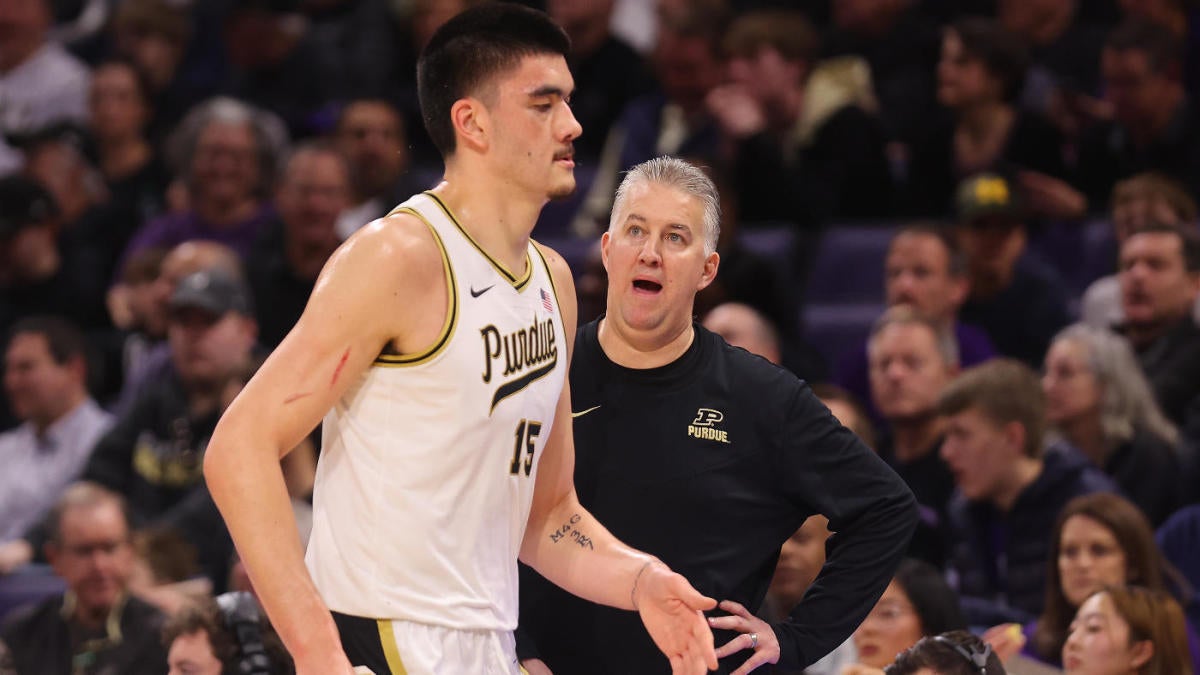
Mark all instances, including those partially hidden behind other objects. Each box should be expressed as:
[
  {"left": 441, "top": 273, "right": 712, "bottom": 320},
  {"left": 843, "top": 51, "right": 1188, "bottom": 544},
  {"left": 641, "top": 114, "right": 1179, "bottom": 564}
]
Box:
[{"left": 518, "top": 321, "right": 916, "bottom": 673}]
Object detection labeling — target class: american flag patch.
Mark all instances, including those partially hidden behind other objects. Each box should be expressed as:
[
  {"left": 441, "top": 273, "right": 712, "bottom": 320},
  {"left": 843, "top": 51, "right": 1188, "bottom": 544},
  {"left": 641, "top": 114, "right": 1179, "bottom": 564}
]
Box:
[{"left": 540, "top": 288, "right": 554, "bottom": 313}]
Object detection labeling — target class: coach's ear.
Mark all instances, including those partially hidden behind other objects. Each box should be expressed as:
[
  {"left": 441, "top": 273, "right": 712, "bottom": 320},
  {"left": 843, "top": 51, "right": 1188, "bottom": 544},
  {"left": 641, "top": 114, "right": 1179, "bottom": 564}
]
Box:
[
  {"left": 600, "top": 231, "right": 612, "bottom": 272},
  {"left": 452, "top": 97, "right": 491, "bottom": 154},
  {"left": 696, "top": 250, "right": 719, "bottom": 292}
]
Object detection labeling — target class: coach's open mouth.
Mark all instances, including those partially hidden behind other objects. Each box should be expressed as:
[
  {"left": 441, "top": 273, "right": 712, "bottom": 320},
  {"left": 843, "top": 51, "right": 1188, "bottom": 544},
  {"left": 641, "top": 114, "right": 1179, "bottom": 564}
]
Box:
[{"left": 633, "top": 280, "right": 663, "bottom": 293}]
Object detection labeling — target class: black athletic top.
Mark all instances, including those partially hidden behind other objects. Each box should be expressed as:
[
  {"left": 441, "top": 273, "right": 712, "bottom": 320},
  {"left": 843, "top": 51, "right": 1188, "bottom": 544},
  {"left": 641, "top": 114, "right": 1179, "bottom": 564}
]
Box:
[{"left": 517, "top": 320, "right": 917, "bottom": 674}]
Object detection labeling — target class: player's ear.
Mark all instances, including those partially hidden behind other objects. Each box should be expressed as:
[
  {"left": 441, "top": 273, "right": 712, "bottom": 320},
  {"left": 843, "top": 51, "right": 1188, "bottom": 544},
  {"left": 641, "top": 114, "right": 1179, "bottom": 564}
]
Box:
[
  {"left": 696, "top": 251, "right": 720, "bottom": 291},
  {"left": 451, "top": 98, "right": 489, "bottom": 153}
]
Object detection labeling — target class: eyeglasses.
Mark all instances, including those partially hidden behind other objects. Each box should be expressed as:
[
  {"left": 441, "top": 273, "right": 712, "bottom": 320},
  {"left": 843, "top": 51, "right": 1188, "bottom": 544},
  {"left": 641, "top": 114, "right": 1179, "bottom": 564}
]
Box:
[
  {"left": 864, "top": 603, "right": 915, "bottom": 625},
  {"left": 932, "top": 635, "right": 992, "bottom": 675}
]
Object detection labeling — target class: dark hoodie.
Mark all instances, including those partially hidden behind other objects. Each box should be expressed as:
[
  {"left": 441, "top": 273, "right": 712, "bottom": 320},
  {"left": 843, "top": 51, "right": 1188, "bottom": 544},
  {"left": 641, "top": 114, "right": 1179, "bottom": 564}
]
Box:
[{"left": 945, "top": 445, "right": 1117, "bottom": 625}]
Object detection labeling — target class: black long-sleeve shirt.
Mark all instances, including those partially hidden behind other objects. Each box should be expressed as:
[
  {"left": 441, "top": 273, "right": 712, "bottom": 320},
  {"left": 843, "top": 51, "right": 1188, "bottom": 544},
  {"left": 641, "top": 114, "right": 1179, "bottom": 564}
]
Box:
[{"left": 517, "top": 321, "right": 917, "bottom": 674}]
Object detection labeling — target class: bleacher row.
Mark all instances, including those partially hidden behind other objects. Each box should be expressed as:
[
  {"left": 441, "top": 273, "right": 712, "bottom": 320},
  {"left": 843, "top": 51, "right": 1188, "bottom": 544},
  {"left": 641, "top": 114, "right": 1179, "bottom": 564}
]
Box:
[{"left": 536, "top": 216, "right": 1120, "bottom": 367}]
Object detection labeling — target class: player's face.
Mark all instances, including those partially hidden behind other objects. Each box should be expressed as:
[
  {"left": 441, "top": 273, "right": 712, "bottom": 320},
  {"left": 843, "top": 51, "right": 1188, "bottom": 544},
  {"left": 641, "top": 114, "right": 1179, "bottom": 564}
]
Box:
[
  {"left": 1042, "top": 338, "right": 1102, "bottom": 427},
  {"left": 853, "top": 580, "right": 925, "bottom": 668},
  {"left": 884, "top": 232, "right": 965, "bottom": 320},
  {"left": 939, "top": 406, "right": 1018, "bottom": 503},
  {"left": 602, "top": 182, "right": 718, "bottom": 337},
  {"left": 485, "top": 53, "right": 581, "bottom": 201},
  {"left": 868, "top": 323, "right": 952, "bottom": 422}
]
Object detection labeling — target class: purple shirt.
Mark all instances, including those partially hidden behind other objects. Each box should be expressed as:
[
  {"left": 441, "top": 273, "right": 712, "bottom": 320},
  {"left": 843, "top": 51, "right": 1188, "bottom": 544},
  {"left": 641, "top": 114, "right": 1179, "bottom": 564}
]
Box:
[
  {"left": 832, "top": 321, "right": 996, "bottom": 424},
  {"left": 120, "top": 203, "right": 275, "bottom": 268}
]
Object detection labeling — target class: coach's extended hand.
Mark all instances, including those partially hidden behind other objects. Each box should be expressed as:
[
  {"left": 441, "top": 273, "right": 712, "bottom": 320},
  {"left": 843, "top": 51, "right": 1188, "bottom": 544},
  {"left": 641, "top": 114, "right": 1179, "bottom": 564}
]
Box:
[{"left": 634, "top": 561, "right": 719, "bottom": 674}]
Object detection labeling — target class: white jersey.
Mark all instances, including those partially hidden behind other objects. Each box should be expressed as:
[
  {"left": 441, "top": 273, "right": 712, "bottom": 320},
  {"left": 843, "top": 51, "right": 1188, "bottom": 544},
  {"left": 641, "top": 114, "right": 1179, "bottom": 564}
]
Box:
[{"left": 306, "top": 192, "right": 567, "bottom": 631}]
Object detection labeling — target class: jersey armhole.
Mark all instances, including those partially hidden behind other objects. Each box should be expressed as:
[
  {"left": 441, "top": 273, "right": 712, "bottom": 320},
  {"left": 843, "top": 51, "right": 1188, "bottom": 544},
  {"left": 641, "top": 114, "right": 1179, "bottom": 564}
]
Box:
[{"left": 374, "top": 207, "right": 459, "bottom": 367}]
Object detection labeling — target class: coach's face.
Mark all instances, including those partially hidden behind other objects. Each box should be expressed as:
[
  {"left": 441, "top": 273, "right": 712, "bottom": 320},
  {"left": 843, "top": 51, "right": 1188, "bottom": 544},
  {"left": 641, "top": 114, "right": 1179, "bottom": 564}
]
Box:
[{"left": 602, "top": 181, "right": 718, "bottom": 338}]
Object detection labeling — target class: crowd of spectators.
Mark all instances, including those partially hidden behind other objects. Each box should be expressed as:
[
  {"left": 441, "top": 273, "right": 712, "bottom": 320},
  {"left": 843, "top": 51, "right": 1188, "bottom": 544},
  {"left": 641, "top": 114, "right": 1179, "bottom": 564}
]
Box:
[{"left": 3, "top": 0, "right": 1200, "bottom": 673}]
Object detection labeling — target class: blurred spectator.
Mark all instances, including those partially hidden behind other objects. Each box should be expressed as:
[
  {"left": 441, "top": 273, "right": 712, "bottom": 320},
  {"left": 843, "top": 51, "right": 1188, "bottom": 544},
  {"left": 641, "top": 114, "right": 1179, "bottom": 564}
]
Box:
[
  {"left": 834, "top": 224, "right": 996, "bottom": 422},
  {"left": 85, "top": 59, "right": 169, "bottom": 252},
  {"left": 822, "top": 0, "right": 941, "bottom": 151},
  {"left": 110, "top": 0, "right": 208, "bottom": 143},
  {"left": 302, "top": 0, "right": 404, "bottom": 105},
  {"left": 1042, "top": 324, "right": 1188, "bottom": 524},
  {"left": 867, "top": 307, "right": 959, "bottom": 566},
  {"left": 905, "top": 18, "right": 1071, "bottom": 220},
  {"left": 886, "top": 631, "right": 1005, "bottom": 675},
  {"left": 707, "top": 9, "right": 892, "bottom": 225},
  {"left": 1063, "top": 586, "right": 1192, "bottom": 675},
  {"left": 1157, "top": 504, "right": 1200, "bottom": 627},
  {"left": 163, "top": 592, "right": 293, "bottom": 675},
  {"left": 1116, "top": 223, "right": 1200, "bottom": 432},
  {"left": 812, "top": 382, "right": 876, "bottom": 450},
  {"left": 1000, "top": 493, "right": 1189, "bottom": 669},
  {"left": 110, "top": 241, "right": 245, "bottom": 417},
  {"left": 0, "top": 483, "right": 168, "bottom": 674},
  {"left": 547, "top": 0, "right": 654, "bottom": 161},
  {"left": 999, "top": 0, "right": 1107, "bottom": 135},
  {"left": 0, "top": 317, "right": 112, "bottom": 554},
  {"left": 938, "top": 359, "right": 1115, "bottom": 624},
  {"left": 122, "top": 97, "right": 287, "bottom": 264},
  {"left": 1081, "top": 173, "right": 1199, "bottom": 329},
  {"left": 222, "top": 3, "right": 332, "bottom": 138},
  {"left": 0, "top": 174, "right": 109, "bottom": 333},
  {"left": 248, "top": 142, "right": 349, "bottom": 349},
  {"left": 126, "top": 526, "right": 210, "bottom": 617},
  {"left": 82, "top": 269, "right": 258, "bottom": 587},
  {"left": 0, "top": 0, "right": 89, "bottom": 176},
  {"left": 333, "top": 99, "right": 423, "bottom": 240},
  {"left": 701, "top": 302, "right": 782, "bottom": 364},
  {"left": 1076, "top": 19, "right": 1200, "bottom": 209},
  {"left": 572, "top": 0, "right": 727, "bottom": 235},
  {"left": 953, "top": 173, "right": 1072, "bottom": 367},
  {"left": 845, "top": 558, "right": 967, "bottom": 673}
]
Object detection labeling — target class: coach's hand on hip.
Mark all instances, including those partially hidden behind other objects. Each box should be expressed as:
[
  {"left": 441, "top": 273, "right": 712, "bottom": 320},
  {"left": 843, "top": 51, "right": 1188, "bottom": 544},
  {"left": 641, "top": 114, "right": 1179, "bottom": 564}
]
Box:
[
  {"left": 708, "top": 600, "right": 780, "bottom": 674},
  {"left": 634, "top": 560, "right": 719, "bottom": 674}
]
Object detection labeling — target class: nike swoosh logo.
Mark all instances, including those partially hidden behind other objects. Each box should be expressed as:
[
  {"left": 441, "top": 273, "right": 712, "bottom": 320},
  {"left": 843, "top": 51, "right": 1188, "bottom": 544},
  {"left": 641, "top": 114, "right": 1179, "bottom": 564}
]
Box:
[
  {"left": 470, "top": 284, "right": 495, "bottom": 298},
  {"left": 571, "top": 405, "right": 601, "bottom": 419}
]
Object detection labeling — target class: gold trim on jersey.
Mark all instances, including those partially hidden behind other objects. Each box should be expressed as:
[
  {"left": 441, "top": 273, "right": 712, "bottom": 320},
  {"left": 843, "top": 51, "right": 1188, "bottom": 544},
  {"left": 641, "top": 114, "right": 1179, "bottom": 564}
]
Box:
[
  {"left": 374, "top": 207, "right": 458, "bottom": 367},
  {"left": 376, "top": 620, "right": 410, "bottom": 675},
  {"left": 424, "top": 191, "right": 534, "bottom": 291}
]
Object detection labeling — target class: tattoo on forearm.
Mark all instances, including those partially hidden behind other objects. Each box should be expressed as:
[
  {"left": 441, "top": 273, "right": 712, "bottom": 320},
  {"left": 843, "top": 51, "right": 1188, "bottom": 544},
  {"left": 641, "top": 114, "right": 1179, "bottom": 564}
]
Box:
[{"left": 548, "top": 513, "right": 594, "bottom": 549}]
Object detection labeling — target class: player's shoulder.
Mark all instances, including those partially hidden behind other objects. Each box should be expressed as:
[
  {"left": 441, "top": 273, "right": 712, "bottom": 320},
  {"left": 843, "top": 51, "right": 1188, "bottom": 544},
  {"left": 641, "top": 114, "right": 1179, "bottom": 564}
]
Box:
[
  {"left": 336, "top": 208, "right": 445, "bottom": 277},
  {"left": 530, "top": 239, "right": 574, "bottom": 287}
]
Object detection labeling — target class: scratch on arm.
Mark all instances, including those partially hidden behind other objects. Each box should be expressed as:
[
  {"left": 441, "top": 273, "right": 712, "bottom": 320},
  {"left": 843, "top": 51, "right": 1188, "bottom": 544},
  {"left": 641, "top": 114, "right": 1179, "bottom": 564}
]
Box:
[
  {"left": 283, "top": 392, "right": 312, "bottom": 405},
  {"left": 330, "top": 348, "right": 351, "bottom": 388}
]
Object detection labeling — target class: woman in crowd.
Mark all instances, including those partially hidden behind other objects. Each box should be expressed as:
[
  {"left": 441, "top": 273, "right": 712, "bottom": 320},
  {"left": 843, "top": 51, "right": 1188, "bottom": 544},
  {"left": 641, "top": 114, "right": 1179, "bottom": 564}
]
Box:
[
  {"left": 1063, "top": 586, "right": 1192, "bottom": 675},
  {"left": 1042, "top": 324, "right": 1187, "bottom": 524},
  {"left": 985, "top": 493, "right": 1197, "bottom": 671},
  {"left": 842, "top": 559, "right": 967, "bottom": 674}
]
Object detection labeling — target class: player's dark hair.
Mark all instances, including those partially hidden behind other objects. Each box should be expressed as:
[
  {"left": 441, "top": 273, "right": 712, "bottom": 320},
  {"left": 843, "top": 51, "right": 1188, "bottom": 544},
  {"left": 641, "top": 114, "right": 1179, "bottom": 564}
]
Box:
[{"left": 417, "top": 3, "right": 570, "bottom": 158}]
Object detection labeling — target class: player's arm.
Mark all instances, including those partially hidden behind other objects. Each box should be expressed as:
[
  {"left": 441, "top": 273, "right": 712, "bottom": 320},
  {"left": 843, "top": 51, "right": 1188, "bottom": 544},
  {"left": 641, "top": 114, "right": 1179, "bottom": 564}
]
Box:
[
  {"left": 519, "top": 244, "right": 717, "bottom": 675},
  {"left": 203, "top": 214, "right": 440, "bottom": 672}
]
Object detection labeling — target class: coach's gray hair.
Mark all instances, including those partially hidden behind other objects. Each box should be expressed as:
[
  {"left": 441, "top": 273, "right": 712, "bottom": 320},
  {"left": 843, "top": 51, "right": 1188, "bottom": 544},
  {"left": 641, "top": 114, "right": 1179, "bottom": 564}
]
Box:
[
  {"left": 1051, "top": 324, "right": 1179, "bottom": 447},
  {"left": 609, "top": 157, "right": 722, "bottom": 255},
  {"left": 868, "top": 305, "right": 960, "bottom": 368}
]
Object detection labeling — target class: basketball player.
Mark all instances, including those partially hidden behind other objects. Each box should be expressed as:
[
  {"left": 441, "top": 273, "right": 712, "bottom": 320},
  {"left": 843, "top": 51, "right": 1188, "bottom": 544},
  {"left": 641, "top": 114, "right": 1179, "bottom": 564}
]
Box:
[
  {"left": 203, "top": 6, "right": 718, "bottom": 675},
  {"left": 518, "top": 158, "right": 918, "bottom": 674}
]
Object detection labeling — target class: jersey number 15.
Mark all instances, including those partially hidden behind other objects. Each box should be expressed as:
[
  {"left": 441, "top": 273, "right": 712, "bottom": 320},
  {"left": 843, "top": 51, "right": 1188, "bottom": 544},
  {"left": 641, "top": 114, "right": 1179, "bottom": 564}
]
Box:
[{"left": 509, "top": 419, "right": 542, "bottom": 477}]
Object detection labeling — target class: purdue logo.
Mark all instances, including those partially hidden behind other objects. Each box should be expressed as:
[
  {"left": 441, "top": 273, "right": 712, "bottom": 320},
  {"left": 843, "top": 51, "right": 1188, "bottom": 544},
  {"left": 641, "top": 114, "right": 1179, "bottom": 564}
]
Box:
[
  {"left": 480, "top": 317, "right": 559, "bottom": 412},
  {"left": 688, "top": 408, "right": 730, "bottom": 443}
]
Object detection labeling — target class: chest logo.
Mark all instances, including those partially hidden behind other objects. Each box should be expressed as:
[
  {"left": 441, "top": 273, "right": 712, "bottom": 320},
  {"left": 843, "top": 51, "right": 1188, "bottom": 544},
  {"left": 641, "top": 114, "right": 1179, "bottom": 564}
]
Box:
[
  {"left": 480, "top": 317, "right": 559, "bottom": 412},
  {"left": 688, "top": 408, "right": 730, "bottom": 444}
]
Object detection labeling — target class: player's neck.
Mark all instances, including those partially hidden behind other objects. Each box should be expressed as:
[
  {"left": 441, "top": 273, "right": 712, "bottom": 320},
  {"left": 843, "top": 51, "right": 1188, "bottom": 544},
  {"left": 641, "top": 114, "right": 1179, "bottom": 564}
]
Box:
[
  {"left": 432, "top": 172, "right": 543, "bottom": 275},
  {"left": 597, "top": 316, "right": 694, "bottom": 370}
]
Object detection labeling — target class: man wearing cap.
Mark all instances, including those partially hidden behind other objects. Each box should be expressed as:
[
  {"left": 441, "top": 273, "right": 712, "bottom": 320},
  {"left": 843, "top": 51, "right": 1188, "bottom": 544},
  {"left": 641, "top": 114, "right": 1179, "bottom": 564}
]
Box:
[
  {"left": 953, "top": 172, "right": 1071, "bottom": 367},
  {"left": 82, "top": 268, "right": 258, "bottom": 587}
]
